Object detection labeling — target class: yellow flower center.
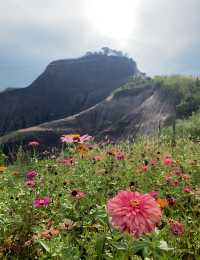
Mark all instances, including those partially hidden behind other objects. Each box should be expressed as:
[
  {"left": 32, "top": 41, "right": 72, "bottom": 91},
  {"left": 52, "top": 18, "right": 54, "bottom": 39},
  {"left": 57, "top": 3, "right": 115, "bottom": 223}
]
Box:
[{"left": 130, "top": 199, "right": 140, "bottom": 207}]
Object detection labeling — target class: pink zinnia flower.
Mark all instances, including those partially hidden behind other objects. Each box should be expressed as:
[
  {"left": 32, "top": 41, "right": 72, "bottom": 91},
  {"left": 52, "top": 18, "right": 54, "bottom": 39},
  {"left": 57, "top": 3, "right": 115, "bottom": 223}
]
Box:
[
  {"left": 28, "top": 140, "right": 40, "bottom": 147},
  {"left": 163, "top": 157, "right": 174, "bottom": 166},
  {"left": 61, "top": 135, "right": 76, "bottom": 143},
  {"left": 61, "top": 134, "right": 92, "bottom": 144},
  {"left": 62, "top": 157, "right": 74, "bottom": 166},
  {"left": 169, "top": 220, "right": 184, "bottom": 235},
  {"left": 141, "top": 165, "right": 148, "bottom": 172},
  {"left": 79, "top": 134, "right": 93, "bottom": 143},
  {"left": 106, "top": 191, "right": 162, "bottom": 238},
  {"left": 33, "top": 197, "right": 50, "bottom": 207},
  {"left": 115, "top": 152, "right": 125, "bottom": 161},
  {"left": 183, "top": 185, "right": 192, "bottom": 193},
  {"left": 26, "top": 170, "right": 37, "bottom": 180}
]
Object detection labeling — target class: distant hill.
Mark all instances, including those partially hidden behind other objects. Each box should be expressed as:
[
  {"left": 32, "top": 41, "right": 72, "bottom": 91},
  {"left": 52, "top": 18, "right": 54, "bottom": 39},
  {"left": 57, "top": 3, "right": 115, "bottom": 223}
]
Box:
[
  {"left": 0, "top": 51, "right": 138, "bottom": 135},
  {"left": 0, "top": 77, "right": 175, "bottom": 148}
]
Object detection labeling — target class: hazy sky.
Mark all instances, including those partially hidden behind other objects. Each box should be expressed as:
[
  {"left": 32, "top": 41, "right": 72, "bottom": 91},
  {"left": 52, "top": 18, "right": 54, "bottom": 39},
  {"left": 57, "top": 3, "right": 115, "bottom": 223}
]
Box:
[{"left": 0, "top": 0, "right": 200, "bottom": 89}]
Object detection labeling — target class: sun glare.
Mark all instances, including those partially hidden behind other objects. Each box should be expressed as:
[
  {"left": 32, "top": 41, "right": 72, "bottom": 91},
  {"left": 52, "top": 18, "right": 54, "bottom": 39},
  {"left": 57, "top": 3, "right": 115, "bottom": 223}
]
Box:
[{"left": 86, "top": 0, "right": 139, "bottom": 41}]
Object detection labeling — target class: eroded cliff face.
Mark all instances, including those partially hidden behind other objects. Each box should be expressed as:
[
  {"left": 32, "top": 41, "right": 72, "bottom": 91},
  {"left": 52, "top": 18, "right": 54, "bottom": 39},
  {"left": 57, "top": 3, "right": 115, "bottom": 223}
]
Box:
[
  {"left": 0, "top": 82, "right": 175, "bottom": 148},
  {"left": 0, "top": 54, "right": 137, "bottom": 135}
]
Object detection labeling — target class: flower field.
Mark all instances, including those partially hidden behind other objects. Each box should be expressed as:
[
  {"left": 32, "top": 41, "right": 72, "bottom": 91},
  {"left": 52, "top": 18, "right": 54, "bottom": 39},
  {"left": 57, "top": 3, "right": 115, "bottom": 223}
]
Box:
[{"left": 0, "top": 135, "right": 200, "bottom": 259}]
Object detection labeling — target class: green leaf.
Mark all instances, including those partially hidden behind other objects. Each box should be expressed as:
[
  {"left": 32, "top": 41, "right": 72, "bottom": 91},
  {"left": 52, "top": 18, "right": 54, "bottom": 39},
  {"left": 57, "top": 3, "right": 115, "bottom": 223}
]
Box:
[
  {"left": 38, "top": 240, "right": 51, "bottom": 253},
  {"left": 95, "top": 234, "right": 106, "bottom": 260}
]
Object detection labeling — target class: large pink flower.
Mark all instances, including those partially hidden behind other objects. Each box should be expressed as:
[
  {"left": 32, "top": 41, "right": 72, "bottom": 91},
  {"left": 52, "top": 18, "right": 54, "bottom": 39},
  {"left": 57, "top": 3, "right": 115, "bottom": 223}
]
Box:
[{"left": 107, "top": 191, "right": 162, "bottom": 238}]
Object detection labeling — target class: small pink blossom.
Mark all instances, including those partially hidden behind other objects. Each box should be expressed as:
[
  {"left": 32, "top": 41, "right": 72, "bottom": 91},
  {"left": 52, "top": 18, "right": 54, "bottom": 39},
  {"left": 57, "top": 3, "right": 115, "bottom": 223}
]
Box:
[
  {"left": 26, "top": 170, "right": 37, "bottom": 180},
  {"left": 61, "top": 135, "right": 76, "bottom": 143},
  {"left": 163, "top": 157, "right": 174, "bottom": 166},
  {"left": 79, "top": 134, "right": 93, "bottom": 143},
  {"left": 106, "top": 191, "right": 162, "bottom": 238},
  {"left": 62, "top": 157, "right": 74, "bottom": 166},
  {"left": 115, "top": 152, "right": 125, "bottom": 161},
  {"left": 33, "top": 197, "right": 50, "bottom": 207},
  {"left": 140, "top": 165, "right": 148, "bottom": 172},
  {"left": 169, "top": 220, "right": 184, "bottom": 235},
  {"left": 28, "top": 140, "right": 40, "bottom": 147},
  {"left": 183, "top": 185, "right": 192, "bottom": 193}
]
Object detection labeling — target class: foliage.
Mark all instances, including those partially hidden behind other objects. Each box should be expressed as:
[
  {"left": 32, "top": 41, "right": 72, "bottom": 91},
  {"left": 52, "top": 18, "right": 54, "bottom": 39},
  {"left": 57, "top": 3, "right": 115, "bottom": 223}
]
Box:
[
  {"left": 0, "top": 135, "right": 200, "bottom": 259},
  {"left": 154, "top": 75, "right": 200, "bottom": 117},
  {"left": 163, "top": 110, "right": 200, "bottom": 141},
  {"left": 112, "top": 75, "right": 155, "bottom": 98}
]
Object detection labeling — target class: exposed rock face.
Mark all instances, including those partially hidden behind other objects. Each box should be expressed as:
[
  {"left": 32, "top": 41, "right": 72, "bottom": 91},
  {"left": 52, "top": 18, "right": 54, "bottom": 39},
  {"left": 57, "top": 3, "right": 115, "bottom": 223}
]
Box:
[
  {"left": 0, "top": 80, "right": 175, "bottom": 148},
  {"left": 0, "top": 54, "right": 137, "bottom": 135}
]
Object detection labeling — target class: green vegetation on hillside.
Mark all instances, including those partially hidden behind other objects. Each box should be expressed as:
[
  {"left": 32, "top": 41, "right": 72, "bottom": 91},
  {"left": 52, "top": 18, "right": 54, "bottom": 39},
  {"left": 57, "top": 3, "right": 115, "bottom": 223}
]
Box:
[
  {"left": 112, "top": 76, "right": 155, "bottom": 98},
  {"left": 154, "top": 75, "right": 200, "bottom": 118},
  {"left": 163, "top": 110, "right": 200, "bottom": 141},
  {"left": 113, "top": 75, "right": 200, "bottom": 119}
]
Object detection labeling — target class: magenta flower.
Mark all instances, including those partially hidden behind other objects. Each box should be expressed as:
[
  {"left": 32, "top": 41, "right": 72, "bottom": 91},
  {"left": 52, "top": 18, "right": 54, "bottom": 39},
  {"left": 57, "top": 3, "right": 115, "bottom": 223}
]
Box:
[
  {"left": 169, "top": 220, "right": 184, "bottom": 235},
  {"left": 26, "top": 170, "right": 37, "bottom": 180},
  {"left": 28, "top": 140, "right": 40, "bottom": 147},
  {"left": 33, "top": 197, "right": 50, "bottom": 207},
  {"left": 107, "top": 191, "right": 162, "bottom": 238}
]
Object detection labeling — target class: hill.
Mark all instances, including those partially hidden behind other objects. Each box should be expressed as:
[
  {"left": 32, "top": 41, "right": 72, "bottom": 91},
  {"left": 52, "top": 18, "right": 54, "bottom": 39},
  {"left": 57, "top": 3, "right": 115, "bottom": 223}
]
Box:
[
  {"left": 0, "top": 77, "right": 175, "bottom": 149},
  {"left": 0, "top": 52, "right": 137, "bottom": 135}
]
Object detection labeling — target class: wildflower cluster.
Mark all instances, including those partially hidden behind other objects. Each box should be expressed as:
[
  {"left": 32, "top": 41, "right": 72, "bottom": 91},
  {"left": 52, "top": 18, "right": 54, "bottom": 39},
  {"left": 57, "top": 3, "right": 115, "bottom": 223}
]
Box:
[{"left": 0, "top": 135, "right": 199, "bottom": 259}]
